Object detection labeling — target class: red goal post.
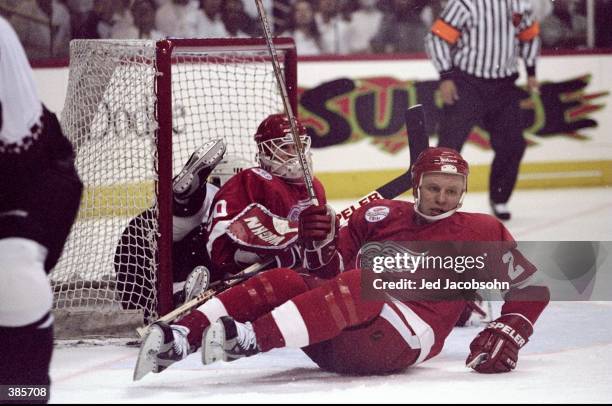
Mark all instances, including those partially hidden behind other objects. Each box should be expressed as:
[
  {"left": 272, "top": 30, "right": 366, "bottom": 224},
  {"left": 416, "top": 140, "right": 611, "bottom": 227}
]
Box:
[{"left": 53, "top": 38, "right": 297, "bottom": 338}]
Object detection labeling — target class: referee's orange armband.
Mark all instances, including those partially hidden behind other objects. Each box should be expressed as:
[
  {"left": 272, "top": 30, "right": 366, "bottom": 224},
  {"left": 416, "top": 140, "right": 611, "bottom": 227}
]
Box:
[
  {"left": 518, "top": 21, "right": 540, "bottom": 41},
  {"left": 431, "top": 19, "right": 461, "bottom": 45}
]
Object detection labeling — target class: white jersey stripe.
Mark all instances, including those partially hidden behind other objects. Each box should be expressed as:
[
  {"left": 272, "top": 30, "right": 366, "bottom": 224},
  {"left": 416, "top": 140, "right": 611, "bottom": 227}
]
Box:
[
  {"left": 388, "top": 301, "right": 436, "bottom": 364},
  {"left": 271, "top": 300, "right": 309, "bottom": 348},
  {"left": 379, "top": 304, "right": 421, "bottom": 350}
]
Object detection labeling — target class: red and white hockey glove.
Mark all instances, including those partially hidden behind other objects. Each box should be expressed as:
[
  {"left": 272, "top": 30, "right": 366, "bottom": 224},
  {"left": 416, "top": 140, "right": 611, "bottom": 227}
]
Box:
[
  {"left": 298, "top": 204, "right": 339, "bottom": 271},
  {"left": 466, "top": 314, "right": 533, "bottom": 373}
]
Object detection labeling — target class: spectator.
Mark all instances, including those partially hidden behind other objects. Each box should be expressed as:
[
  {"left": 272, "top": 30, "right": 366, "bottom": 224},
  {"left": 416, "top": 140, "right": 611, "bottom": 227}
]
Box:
[
  {"left": 242, "top": 0, "right": 272, "bottom": 25},
  {"left": 339, "top": 0, "right": 359, "bottom": 22},
  {"left": 528, "top": 0, "right": 553, "bottom": 22},
  {"left": 155, "top": 0, "right": 199, "bottom": 38},
  {"left": 281, "top": 0, "right": 323, "bottom": 56},
  {"left": 221, "top": 0, "right": 257, "bottom": 38},
  {"left": 540, "top": 0, "right": 587, "bottom": 49},
  {"left": 112, "top": 0, "right": 163, "bottom": 40},
  {"left": 8, "top": 0, "right": 71, "bottom": 59},
  {"left": 73, "top": 0, "right": 117, "bottom": 39},
  {"left": 0, "top": 0, "right": 20, "bottom": 19},
  {"left": 370, "top": 0, "right": 428, "bottom": 53},
  {"left": 272, "top": 0, "right": 292, "bottom": 34},
  {"left": 345, "top": 0, "right": 383, "bottom": 54},
  {"left": 195, "top": 0, "right": 227, "bottom": 38},
  {"left": 109, "top": 0, "right": 134, "bottom": 37},
  {"left": 63, "top": 0, "right": 92, "bottom": 39},
  {"left": 315, "top": 0, "right": 350, "bottom": 54}
]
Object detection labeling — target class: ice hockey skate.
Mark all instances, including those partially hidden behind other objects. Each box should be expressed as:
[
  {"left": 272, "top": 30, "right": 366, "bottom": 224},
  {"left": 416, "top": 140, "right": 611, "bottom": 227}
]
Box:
[
  {"left": 201, "top": 316, "right": 260, "bottom": 365},
  {"left": 173, "top": 139, "right": 226, "bottom": 199},
  {"left": 183, "top": 265, "right": 210, "bottom": 304},
  {"left": 133, "top": 322, "right": 193, "bottom": 381}
]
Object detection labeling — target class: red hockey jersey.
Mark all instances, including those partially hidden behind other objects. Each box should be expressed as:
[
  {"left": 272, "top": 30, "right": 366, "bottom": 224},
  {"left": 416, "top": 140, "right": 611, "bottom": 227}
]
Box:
[
  {"left": 206, "top": 167, "right": 326, "bottom": 277},
  {"left": 331, "top": 199, "right": 549, "bottom": 361}
]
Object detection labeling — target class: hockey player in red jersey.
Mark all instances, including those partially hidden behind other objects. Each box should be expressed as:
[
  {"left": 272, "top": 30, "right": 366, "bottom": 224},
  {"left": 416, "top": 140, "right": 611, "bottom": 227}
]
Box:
[
  {"left": 134, "top": 147, "right": 548, "bottom": 380},
  {"left": 205, "top": 113, "right": 326, "bottom": 280},
  {"left": 117, "top": 113, "right": 325, "bottom": 320}
]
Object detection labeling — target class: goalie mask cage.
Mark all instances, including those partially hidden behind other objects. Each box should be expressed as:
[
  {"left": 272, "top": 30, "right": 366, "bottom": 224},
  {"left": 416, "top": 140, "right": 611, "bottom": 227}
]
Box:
[{"left": 52, "top": 38, "right": 297, "bottom": 338}]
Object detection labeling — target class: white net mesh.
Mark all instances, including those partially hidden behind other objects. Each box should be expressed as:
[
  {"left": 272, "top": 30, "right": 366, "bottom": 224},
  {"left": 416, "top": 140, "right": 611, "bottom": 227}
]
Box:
[{"left": 51, "top": 39, "right": 289, "bottom": 338}]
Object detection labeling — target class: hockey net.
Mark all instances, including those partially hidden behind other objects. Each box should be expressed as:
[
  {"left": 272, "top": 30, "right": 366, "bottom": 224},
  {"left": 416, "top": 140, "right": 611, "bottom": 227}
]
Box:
[{"left": 51, "top": 38, "right": 297, "bottom": 338}]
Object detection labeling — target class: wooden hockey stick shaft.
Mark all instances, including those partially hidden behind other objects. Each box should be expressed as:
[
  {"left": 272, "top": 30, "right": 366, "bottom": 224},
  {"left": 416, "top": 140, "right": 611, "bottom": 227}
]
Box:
[
  {"left": 254, "top": 0, "right": 318, "bottom": 205},
  {"left": 136, "top": 104, "right": 429, "bottom": 337}
]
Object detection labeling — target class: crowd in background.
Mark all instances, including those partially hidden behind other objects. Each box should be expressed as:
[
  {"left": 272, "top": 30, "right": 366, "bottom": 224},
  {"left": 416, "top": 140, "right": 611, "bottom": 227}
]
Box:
[{"left": 0, "top": 0, "right": 611, "bottom": 61}]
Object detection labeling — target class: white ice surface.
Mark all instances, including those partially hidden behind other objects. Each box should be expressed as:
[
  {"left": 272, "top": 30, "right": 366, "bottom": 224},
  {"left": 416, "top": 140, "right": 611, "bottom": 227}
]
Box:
[{"left": 49, "top": 187, "right": 612, "bottom": 403}]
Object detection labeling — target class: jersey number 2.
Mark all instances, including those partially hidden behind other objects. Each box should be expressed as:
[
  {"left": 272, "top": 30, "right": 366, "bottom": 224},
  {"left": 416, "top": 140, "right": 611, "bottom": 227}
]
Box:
[{"left": 502, "top": 251, "right": 525, "bottom": 281}]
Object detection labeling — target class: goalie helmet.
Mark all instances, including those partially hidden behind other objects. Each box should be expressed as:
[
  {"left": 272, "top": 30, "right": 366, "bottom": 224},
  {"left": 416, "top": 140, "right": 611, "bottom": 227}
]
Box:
[
  {"left": 253, "top": 114, "right": 312, "bottom": 183},
  {"left": 209, "top": 155, "right": 253, "bottom": 188},
  {"left": 411, "top": 147, "right": 469, "bottom": 221}
]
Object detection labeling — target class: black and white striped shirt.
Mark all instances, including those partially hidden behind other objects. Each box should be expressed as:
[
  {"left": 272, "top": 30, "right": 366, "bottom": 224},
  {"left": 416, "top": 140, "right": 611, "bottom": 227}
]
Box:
[{"left": 425, "top": 0, "right": 541, "bottom": 80}]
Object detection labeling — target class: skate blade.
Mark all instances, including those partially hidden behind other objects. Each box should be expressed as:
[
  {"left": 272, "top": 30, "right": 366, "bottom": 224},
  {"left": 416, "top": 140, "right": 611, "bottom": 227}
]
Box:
[
  {"left": 201, "top": 322, "right": 227, "bottom": 365},
  {"left": 184, "top": 266, "right": 210, "bottom": 303},
  {"left": 133, "top": 327, "right": 163, "bottom": 381}
]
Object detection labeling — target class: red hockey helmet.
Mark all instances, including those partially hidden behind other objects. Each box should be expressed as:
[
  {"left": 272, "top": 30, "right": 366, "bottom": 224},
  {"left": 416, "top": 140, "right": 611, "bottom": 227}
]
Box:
[
  {"left": 411, "top": 147, "right": 469, "bottom": 221},
  {"left": 253, "top": 114, "right": 312, "bottom": 182},
  {"left": 254, "top": 113, "right": 307, "bottom": 144},
  {"left": 411, "top": 147, "right": 469, "bottom": 191}
]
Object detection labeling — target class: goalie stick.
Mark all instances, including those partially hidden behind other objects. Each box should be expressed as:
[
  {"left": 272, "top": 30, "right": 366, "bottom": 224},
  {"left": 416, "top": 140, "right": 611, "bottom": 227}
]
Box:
[
  {"left": 135, "top": 104, "right": 429, "bottom": 338},
  {"left": 255, "top": 0, "right": 318, "bottom": 205}
]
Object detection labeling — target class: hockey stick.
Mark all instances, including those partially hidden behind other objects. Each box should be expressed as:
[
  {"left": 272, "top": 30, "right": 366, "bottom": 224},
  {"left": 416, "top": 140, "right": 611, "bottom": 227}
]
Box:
[
  {"left": 135, "top": 257, "right": 276, "bottom": 337},
  {"left": 337, "top": 104, "right": 429, "bottom": 224},
  {"left": 255, "top": 0, "right": 318, "bottom": 205},
  {"left": 135, "top": 104, "right": 429, "bottom": 337}
]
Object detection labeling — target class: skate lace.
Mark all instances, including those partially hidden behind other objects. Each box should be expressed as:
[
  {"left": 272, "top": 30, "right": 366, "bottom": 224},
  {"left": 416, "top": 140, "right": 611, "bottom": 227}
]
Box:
[
  {"left": 171, "top": 326, "right": 190, "bottom": 357},
  {"left": 236, "top": 322, "right": 258, "bottom": 351}
]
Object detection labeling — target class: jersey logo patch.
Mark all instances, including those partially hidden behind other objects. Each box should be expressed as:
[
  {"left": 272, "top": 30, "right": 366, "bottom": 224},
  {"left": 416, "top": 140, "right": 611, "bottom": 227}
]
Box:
[
  {"left": 365, "top": 206, "right": 389, "bottom": 222},
  {"left": 251, "top": 168, "right": 273, "bottom": 181}
]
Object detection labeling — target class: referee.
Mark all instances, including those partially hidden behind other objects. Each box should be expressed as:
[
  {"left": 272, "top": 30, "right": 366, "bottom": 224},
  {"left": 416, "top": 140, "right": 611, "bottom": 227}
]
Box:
[{"left": 425, "top": 0, "right": 540, "bottom": 220}]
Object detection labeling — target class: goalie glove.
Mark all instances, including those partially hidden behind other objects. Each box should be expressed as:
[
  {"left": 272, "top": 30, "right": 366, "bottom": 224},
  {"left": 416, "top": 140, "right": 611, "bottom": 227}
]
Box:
[
  {"left": 466, "top": 314, "right": 533, "bottom": 373},
  {"left": 298, "top": 204, "right": 340, "bottom": 271}
]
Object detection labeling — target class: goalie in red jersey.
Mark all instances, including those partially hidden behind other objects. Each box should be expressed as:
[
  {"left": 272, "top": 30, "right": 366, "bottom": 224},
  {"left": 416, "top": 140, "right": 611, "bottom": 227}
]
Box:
[
  {"left": 116, "top": 113, "right": 326, "bottom": 320},
  {"left": 134, "top": 147, "right": 549, "bottom": 380},
  {"left": 204, "top": 113, "right": 326, "bottom": 280}
]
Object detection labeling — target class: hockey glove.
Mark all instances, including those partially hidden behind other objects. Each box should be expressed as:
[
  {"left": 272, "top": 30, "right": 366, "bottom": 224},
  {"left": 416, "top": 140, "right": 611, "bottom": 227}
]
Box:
[
  {"left": 274, "top": 245, "right": 302, "bottom": 269},
  {"left": 298, "top": 204, "right": 339, "bottom": 271},
  {"left": 466, "top": 314, "right": 533, "bottom": 373}
]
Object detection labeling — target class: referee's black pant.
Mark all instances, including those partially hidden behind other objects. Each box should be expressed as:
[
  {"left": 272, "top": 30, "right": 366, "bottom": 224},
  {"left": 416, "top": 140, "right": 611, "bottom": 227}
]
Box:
[{"left": 437, "top": 72, "right": 526, "bottom": 204}]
